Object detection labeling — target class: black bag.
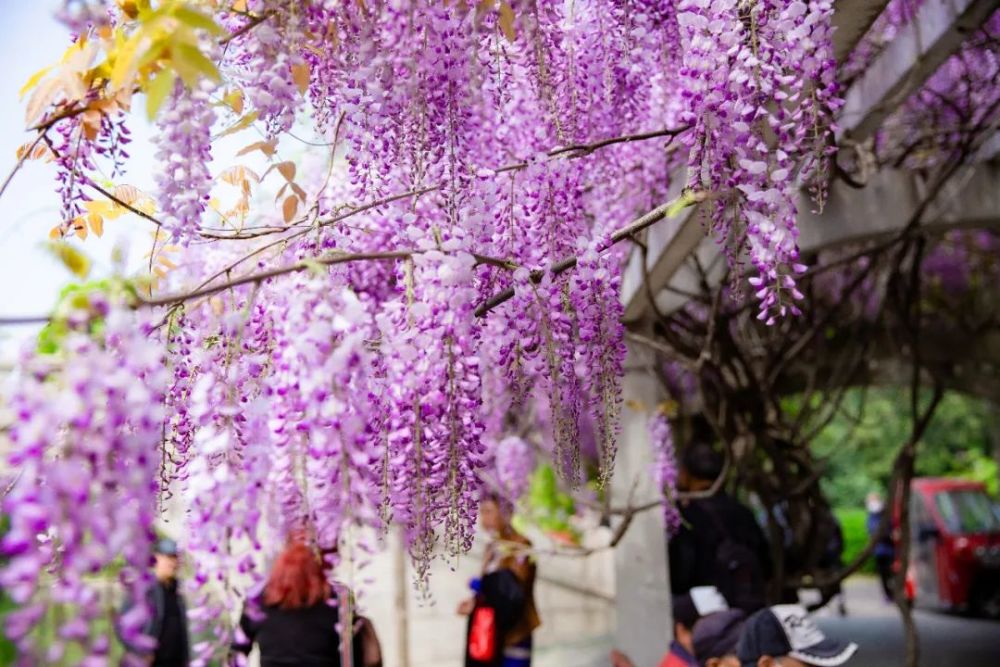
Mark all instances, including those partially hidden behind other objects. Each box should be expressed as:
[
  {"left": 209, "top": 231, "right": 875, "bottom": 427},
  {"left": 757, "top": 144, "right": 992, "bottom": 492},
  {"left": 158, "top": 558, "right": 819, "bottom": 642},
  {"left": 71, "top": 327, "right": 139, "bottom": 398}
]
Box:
[{"left": 465, "top": 569, "right": 526, "bottom": 667}]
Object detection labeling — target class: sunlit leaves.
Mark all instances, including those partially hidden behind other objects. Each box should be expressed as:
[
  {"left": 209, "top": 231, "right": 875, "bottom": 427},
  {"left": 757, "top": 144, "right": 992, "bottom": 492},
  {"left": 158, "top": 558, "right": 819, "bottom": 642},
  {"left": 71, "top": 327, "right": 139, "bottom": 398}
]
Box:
[
  {"left": 22, "top": 2, "right": 226, "bottom": 130},
  {"left": 146, "top": 68, "right": 177, "bottom": 120},
  {"left": 235, "top": 138, "right": 277, "bottom": 158},
  {"left": 222, "top": 89, "right": 245, "bottom": 114},
  {"left": 15, "top": 140, "right": 54, "bottom": 162},
  {"left": 218, "top": 110, "right": 260, "bottom": 137},
  {"left": 498, "top": 2, "right": 516, "bottom": 41},
  {"left": 282, "top": 195, "right": 299, "bottom": 223},
  {"left": 291, "top": 62, "right": 310, "bottom": 94},
  {"left": 108, "top": 2, "right": 223, "bottom": 93},
  {"left": 274, "top": 161, "right": 296, "bottom": 182}
]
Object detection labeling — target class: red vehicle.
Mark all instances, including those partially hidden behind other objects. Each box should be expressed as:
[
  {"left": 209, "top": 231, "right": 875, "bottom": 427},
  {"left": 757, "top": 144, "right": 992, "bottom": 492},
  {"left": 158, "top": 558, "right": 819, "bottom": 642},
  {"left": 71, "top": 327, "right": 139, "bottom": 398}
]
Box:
[{"left": 902, "top": 478, "right": 1000, "bottom": 617}]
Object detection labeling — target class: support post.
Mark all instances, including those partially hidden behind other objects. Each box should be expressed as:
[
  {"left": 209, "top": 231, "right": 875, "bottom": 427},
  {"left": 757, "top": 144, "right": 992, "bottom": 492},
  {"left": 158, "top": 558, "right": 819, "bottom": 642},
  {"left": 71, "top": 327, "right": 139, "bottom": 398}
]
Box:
[{"left": 611, "top": 344, "right": 672, "bottom": 665}]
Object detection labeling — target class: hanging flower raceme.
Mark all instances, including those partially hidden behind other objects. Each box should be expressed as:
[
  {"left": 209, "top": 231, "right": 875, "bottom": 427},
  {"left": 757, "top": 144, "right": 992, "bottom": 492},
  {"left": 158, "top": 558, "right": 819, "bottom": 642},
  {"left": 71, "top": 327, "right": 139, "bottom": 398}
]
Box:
[
  {"left": 647, "top": 412, "right": 681, "bottom": 536},
  {"left": 377, "top": 230, "right": 486, "bottom": 584},
  {"left": 0, "top": 296, "right": 167, "bottom": 664},
  {"left": 154, "top": 80, "right": 217, "bottom": 244},
  {"left": 269, "top": 275, "right": 384, "bottom": 556},
  {"left": 571, "top": 237, "right": 626, "bottom": 487},
  {"left": 677, "top": 0, "right": 839, "bottom": 323}
]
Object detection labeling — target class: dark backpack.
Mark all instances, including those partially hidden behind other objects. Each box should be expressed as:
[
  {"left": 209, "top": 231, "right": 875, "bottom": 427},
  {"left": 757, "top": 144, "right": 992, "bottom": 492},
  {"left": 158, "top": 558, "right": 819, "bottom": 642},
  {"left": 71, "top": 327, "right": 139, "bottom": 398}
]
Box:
[{"left": 703, "top": 504, "right": 767, "bottom": 612}]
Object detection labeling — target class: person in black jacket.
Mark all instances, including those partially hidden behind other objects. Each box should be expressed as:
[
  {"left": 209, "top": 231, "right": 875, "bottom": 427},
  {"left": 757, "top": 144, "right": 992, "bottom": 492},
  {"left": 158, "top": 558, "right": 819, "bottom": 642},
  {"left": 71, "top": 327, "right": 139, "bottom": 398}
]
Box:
[
  {"left": 119, "top": 538, "right": 190, "bottom": 666},
  {"left": 669, "top": 442, "right": 773, "bottom": 614},
  {"left": 233, "top": 541, "right": 362, "bottom": 667}
]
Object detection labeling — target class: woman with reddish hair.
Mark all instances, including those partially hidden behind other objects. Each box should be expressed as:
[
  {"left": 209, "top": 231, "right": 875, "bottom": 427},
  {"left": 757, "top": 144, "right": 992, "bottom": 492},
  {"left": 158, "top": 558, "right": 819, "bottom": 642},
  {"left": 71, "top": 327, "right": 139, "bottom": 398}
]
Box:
[{"left": 233, "top": 542, "right": 363, "bottom": 666}]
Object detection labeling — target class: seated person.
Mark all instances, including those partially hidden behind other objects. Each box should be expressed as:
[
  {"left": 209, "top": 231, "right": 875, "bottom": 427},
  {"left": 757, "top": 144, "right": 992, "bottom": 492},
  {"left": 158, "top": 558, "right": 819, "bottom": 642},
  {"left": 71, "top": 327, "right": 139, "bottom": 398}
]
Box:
[{"left": 737, "top": 604, "right": 858, "bottom": 667}]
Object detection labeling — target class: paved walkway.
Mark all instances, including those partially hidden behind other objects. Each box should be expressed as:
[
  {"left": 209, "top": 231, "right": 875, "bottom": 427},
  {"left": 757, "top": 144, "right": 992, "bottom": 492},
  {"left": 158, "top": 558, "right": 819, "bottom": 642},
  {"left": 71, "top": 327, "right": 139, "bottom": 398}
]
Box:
[{"left": 810, "top": 577, "right": 1000, "bottom": 667}]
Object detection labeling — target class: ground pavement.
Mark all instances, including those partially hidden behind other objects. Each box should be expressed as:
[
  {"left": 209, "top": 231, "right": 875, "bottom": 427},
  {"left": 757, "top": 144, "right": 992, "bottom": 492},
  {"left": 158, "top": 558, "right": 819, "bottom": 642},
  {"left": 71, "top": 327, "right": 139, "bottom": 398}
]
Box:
[
  {"left": 810, "top": 577, "right": 1000, "bottom": 667},
  {"left": 532, "top": 576, "right": 1000, "bottom": 667}
]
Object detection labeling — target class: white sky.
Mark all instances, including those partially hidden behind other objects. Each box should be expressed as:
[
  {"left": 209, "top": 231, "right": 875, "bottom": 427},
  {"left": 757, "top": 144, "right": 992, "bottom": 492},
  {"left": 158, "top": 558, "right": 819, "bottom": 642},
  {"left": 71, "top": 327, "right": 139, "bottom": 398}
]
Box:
[
  {"left": 0, "top": 1, "right": 152, "bottom": 359},
  {"left": 0, "top": 2, "right": 290, "bottom": 363}
]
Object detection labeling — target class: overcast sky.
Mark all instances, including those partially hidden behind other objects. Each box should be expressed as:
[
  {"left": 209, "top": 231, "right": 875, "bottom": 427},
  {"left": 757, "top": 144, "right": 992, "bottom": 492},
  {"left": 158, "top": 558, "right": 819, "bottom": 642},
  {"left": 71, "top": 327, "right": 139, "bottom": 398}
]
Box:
[
  {"left": 0, "top": 2, "right": 290, "bottom": 364},
  {"left": 0, "top": 1, "right": 156, "bottom": 360}
]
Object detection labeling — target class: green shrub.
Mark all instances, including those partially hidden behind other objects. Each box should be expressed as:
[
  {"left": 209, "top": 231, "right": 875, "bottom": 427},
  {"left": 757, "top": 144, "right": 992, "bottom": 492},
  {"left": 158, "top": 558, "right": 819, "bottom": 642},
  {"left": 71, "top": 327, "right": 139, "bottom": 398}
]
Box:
[{"left": 836, "top": 507, "right": 876, "bottom": 575}]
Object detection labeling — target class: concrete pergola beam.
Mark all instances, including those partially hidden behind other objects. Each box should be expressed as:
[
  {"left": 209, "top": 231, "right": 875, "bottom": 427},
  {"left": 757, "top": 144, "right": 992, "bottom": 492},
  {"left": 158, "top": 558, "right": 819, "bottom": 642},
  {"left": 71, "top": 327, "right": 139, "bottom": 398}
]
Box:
[
  {"left": 621, "top": 0, "right": 999, "bottom": 323},
  {"left": 625, "top": 158, "right": 1000, "bottom": 322},
  {"left": 831, "top": 0, "right": 894, "bottom": 61},
  {"left": 839, "top": 0, "right": 1000, "bottom": 141}
]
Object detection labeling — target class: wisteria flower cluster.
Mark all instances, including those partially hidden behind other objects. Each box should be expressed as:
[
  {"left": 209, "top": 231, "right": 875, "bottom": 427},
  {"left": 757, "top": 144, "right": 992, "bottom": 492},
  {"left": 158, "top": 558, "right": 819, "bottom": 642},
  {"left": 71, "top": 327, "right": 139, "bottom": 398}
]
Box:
[{"left": 0, "top": 0, "right": 894, "bottom": 660}]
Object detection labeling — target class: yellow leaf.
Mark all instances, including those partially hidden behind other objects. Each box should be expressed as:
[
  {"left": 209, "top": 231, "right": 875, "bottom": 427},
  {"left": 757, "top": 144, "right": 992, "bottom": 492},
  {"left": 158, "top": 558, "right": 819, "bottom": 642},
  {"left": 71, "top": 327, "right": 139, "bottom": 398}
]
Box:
[
  {"left": 24, "top": 76, "right": 63, "bottom": 127},
  {"left": 291, "top": 62, "right": 310, "bottom": 94},
  {"left": 624, "top": 399, "right": 646, "bottom": 413},
  {"left": 112, "top": 184, "right": 146, "bottom": 206},
  {"left": 172, "top": 41, "right": 221, "bottom": 87},
  {"left": 282, "top": 195, "right": 298, "bottom": 223},
  {"left": 236, "top": 139, "right": 277, "bottom": 157},
  {"left": 218, "top": 165, "right": 261, "bottom": 187},
  {"left": 233, "top": 0, "right": 248, "bottom": 11},
  {"left": 146, "top": 67, "right": 176, "bottom": 121},
  {"left": 81, "top": 109, "right": 102, "bottom": 141},
  {"left": 71, "top": 216, "right": 88, "bottom": 240},
  {"left": 290, "top": 183, "right": 307, "bottom": 201},
  {"left": 16, "top": 140, "right": 53, "bottom": 162},
  {"left": 47, "top": 241, "right": 92, "bottom": 278},
  {"left": 84, "top": 200, "right": 117, "bottom": 218},
  {"left": 118, "top": 0, "right": 140, "bottom": 19},
  {"left": 49, "top": 226, "right": 62, "bottom": 240},
  {"left": 153, "top": 266, "right": 168, "bottom": 278},
  {"left": 157, "top": 256, "right": 178, "bottom": 269},
  {"left": 218, "top": 110, "right": 260, "bottom": 137},
  {"left": 498, "top": 2, "right": 516, "bottom": 41},
  {"left": 19, "top": 66, "right": 52, "bottom": 98},
  {"left": 223, "top": 89, "right": 244, "bottom": 114},
  {"left": 173, "top": 6, "right": 226, "bottom": 36},
  {"left": 88, "top": 213, "right": 105, "bottom": 237},
  {"left": 276, "top": 161, "right": 296, "bottom": 182},
  {"left": 110, "top": 29, "right": 147, "bottom": 91}
]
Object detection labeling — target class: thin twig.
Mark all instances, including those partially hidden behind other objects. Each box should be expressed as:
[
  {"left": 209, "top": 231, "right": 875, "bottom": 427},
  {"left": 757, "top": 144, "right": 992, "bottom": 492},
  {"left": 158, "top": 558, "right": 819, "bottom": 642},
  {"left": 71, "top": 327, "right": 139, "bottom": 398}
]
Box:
[
  {"left": 220, "top": 10, "right": 275, "bottom": 45},
  {"left": 0, "top": 132, "right": 47, "bottom": 200},
  {"left": 475, "top": 197, "right": 695, "bottom": 317}
]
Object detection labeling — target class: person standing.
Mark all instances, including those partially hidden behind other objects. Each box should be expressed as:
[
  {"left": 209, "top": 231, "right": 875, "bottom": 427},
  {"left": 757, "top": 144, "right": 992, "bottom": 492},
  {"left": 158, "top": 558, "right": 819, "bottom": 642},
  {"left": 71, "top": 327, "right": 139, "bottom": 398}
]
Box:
[
  {"left": 458, "top": 494, "right": 540, "bottom": 667},
  {"left": 669, "top": 442, "right": 773, "bottom": 614},
  {"left": 865, "top": 492, "right": 895, "bottom": 602},
  {"left": 120, "top": 538, "right": 190, "bottom": 666},
  {"left": 233, "top": 541, "right": 363, "bottom": 666}
]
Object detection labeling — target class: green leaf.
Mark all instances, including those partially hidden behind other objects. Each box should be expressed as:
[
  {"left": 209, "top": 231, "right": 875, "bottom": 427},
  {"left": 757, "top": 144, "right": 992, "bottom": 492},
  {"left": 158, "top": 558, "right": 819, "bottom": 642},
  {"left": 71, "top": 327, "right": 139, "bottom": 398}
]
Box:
[
  {"left": 173, "top": 6, "right": 226, "bottom": 36},
  {"left": 145, "top": 68, "right": 176, "bottom": 121}
]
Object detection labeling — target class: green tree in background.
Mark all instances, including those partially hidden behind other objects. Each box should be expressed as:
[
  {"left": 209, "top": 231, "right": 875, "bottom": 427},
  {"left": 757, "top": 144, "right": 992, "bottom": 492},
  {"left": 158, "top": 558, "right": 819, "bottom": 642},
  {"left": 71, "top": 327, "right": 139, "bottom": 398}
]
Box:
[{"left": 806, "top": 388, "right": 997, "bottom": 509}]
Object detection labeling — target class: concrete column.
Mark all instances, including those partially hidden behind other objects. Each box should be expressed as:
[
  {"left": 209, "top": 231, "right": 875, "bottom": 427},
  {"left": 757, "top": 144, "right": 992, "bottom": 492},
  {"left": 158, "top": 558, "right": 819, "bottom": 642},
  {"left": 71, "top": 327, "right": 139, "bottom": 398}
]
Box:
[{"left": 611, "top": 344, "right": 672, "bottom": 665}]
